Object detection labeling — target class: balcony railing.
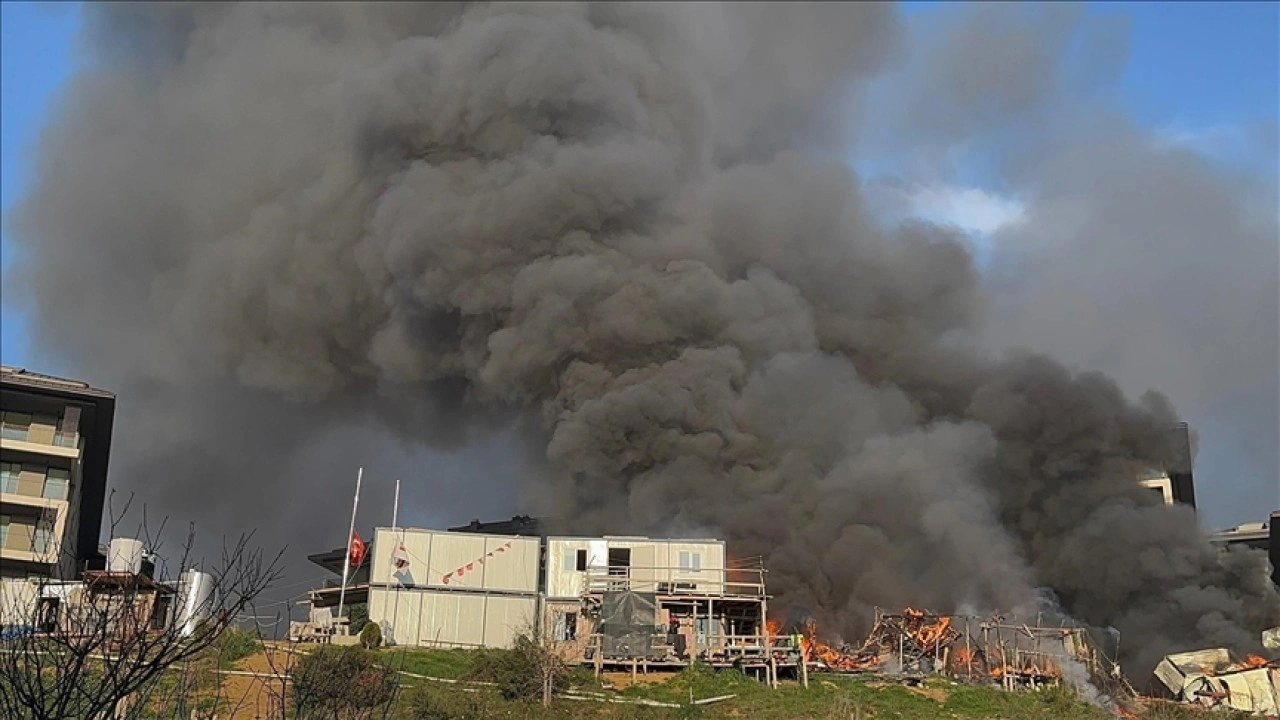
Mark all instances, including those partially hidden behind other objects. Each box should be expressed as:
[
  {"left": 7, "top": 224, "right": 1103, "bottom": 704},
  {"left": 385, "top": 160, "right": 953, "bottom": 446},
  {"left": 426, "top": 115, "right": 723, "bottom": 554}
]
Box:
[
  {"left": 583, "top": 566, "right": 767, "bottom": 597},
  {"left": 581, "top": 631, "right": 799, "bottom": 662}
]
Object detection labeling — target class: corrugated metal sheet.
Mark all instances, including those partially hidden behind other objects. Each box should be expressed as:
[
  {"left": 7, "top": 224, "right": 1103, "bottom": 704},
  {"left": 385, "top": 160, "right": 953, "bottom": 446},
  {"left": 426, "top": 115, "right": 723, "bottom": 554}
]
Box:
[
  {"left": 370, "top": 588, "right": 536, "bottom": 650},
  {"left": 370, "top": 528, "right": 538, "bottom": 593}
]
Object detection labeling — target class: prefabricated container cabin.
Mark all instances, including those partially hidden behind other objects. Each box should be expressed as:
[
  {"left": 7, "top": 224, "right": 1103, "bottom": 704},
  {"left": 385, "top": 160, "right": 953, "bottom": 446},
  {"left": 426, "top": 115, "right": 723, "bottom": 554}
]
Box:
[
  {"left": 366, "top": 527, "right": 540, "bottom": 649},
  {"left": 303, "top": 522, "right": 784, "bottom": 675}
]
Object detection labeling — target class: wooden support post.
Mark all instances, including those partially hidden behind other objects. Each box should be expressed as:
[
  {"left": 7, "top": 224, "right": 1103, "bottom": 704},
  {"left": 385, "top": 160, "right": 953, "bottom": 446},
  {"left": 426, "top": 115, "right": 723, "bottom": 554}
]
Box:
[
  {"left": 965, "top": 619, "right": 972, "bottom": 682},
  {"left": 760, "top": 595, "right": 774, "bottom": 689},
  {"left": 632, "top": 657, "right": 637, "bottom": 682},
  {"left": 708, "top": 598, "right": 715, "bottom": 656},
  {"left": 800, "top": 643, "right": 809, "bottom": 688},
  {"left": 690, "top": 607, "right": 698, "bottom": 662}
]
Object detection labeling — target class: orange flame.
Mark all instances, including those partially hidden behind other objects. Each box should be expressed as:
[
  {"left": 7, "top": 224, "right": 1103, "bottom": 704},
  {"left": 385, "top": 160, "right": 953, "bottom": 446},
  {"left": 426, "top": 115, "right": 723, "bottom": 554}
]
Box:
[
  {"left": 1242, "top": 654, "right": 1269, "bottom": 669},
  {"left": 765, "top": 618, "right": 782, "bottom": 637},
  {"left": 801, "top": 618, "right": 875, "bottom": 672}
]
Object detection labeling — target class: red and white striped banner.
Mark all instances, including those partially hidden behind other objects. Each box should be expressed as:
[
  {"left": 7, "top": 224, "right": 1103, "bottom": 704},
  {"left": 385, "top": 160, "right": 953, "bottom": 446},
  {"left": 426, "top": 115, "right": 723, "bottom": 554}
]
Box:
[{"left": 442, "top": 540, "right": 513, "bottom": 585}]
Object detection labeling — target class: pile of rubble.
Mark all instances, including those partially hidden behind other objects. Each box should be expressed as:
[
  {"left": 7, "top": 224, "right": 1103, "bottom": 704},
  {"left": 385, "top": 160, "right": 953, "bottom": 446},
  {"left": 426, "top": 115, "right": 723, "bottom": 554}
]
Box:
[{"left": 1154, "top": 647, "right": 1280, "bottom": 715}]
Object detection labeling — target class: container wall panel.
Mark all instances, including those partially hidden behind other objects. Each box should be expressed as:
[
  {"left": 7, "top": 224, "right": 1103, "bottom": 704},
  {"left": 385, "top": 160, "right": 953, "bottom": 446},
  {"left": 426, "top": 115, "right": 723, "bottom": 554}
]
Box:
[
  {"left": 428, "top": 534, "right": 489, "bottom": 590},
  {"left": 483, "top": 595, "right": 537, "bottom": 648},
  {"left": 482, "top": 536, "right": 539, "bottom": 593},
  {"left": 418, "top": 591, "right": 486, "bottom": 647},
  {"left": 371, "top": 528, "right": 539, "bottom": 593},
  {"left": 546, "top": 538, "right": 592, "bottom": 599},
  {"left": 370, "top": 587, "right": 423, "bottom": 647},
  {"left": 370, "top": 528, "right": 435, "bottom": 587},
  {"left": 666, "top": 541, "right": 726, "bottom": 591}
]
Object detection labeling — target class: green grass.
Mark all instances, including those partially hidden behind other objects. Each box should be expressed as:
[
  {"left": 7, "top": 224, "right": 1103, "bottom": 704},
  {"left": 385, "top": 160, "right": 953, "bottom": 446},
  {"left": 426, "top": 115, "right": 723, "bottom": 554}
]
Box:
[
  {"left": 605, "top": 666, "right": 1112, "bottom": 720},
  {"left": 379, "top": 653, "right": 1115, "bottom": 719},
  {"left": 379, "top": 646, "right": 482, "bottom": 680},
  {"left": 367, "top": 648, "right": 1245, "bottom": 720}
]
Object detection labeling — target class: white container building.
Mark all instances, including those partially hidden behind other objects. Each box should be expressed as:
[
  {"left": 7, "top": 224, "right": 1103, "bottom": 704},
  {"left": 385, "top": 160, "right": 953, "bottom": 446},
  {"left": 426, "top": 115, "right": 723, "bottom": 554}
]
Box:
[{"left": 366, "top": 527, "right": 539, "bottom": 649}]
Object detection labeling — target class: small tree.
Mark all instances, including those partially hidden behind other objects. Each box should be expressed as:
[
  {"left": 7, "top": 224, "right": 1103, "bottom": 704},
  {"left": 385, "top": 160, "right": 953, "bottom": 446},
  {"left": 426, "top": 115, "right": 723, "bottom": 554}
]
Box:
[
  {"left": 347, "top": 603, "right": 369, "bottom": 634},
  {"left": 0, "top": 496, "right": 282, "bottom": 720},
  {"left": 358, "top": 621, "right": 382, "bottom": 650},
  {"left": 291, "top": 645, "right": 396, "bottom": 720},
  {"left": 468, "top": 633, "right": 567, "bottom": 707}
]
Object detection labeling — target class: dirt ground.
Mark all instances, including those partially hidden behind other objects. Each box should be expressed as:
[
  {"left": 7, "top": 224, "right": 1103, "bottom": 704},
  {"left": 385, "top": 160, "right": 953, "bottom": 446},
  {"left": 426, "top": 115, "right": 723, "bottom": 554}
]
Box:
[
  {"left": 598, "top": 670, "right": 674, "bottom": 690},
  {"left": 216, "top": 645, "right": 303, "bottom": 719}
]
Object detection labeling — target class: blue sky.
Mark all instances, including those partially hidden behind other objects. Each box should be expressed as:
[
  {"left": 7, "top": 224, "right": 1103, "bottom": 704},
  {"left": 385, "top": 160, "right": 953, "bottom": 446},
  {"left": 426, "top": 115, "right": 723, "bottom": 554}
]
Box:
[
  {"left": 1, "top": 2, "right": 1277, "bottom": 528},
  {"left": 1, "top": 1, "right": 79, "bottom": 373}
]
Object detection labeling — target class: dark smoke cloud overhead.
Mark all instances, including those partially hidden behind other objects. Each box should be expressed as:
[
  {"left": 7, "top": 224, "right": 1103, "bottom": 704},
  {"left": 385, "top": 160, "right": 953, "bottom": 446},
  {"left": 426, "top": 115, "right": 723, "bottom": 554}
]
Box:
[{"left": 6, "top": 2, "right": 1277, "bottom": 678}]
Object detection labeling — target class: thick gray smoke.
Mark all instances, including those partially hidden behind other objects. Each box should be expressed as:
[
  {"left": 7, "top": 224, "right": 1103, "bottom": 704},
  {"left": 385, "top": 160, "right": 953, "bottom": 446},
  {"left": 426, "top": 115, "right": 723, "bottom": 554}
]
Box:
[{"left": 6, "top": 2, "right": 1277, "bottom": 678}]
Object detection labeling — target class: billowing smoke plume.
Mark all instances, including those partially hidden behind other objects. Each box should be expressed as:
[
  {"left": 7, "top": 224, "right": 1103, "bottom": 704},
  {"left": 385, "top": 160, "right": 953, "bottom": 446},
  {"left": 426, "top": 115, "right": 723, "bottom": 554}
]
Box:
[{"left": 7, "top": 2, "right": 1277, "bottom": 677}]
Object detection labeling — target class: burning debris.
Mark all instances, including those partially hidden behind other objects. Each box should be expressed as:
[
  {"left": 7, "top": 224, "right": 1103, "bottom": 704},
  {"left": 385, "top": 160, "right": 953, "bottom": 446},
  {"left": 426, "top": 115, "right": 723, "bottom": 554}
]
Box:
[
  {"left": 797, "top": 606, "right": 1129, "bottom": 708},
  {"left": 796, "top": 607, "right": 1280, "bottom": 715},
  {"left": 801, "top": 608, "right": 959, "bottom": 674},
  {"left": 1154, "top": 648, "right": 1280, "bottom": 714}
]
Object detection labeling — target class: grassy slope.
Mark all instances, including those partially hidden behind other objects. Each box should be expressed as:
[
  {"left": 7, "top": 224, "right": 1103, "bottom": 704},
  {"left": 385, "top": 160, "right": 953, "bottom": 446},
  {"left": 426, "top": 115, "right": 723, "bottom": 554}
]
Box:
[{"left": 384, "top": 648, "right": 1119, "bottom": 720}]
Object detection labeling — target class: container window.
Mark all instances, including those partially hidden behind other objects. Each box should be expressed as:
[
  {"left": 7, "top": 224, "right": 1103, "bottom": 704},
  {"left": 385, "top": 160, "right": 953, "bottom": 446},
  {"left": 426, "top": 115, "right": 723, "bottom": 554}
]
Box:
[
  {"left": 678, "top": 551, "right": 702, "bottom": 572},
  {"left": 553, "top": 612, "right": 578, "bottom": 642}
]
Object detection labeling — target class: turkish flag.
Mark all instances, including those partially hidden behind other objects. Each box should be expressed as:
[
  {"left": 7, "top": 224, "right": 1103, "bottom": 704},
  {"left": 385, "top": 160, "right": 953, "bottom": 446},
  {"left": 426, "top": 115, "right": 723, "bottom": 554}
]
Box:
[{"left": 349, "top": 531, "right": 367, "bottom": 568}]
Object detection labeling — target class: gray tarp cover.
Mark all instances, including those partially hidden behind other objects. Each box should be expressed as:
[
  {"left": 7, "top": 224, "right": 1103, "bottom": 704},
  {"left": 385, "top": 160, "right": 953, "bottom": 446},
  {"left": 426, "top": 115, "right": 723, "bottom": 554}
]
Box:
[{"left": 600, "top": 590, "right": 657, "bottom": 658}]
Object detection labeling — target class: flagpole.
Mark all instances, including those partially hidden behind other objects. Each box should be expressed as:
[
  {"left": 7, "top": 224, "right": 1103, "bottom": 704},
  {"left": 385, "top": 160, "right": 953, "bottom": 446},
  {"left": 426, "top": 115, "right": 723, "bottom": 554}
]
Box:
[
  {"left": 384, "top": 476, "right": 399, "bottom": 638},
  {"left": 386, "top": 479, "right": 402, "bottom": 644},
  {"left": 392, "top": 479, "right": 400, "bottom": 530},
  {"left": 337, "top": 467, "right": 362, "bottom": 628}
]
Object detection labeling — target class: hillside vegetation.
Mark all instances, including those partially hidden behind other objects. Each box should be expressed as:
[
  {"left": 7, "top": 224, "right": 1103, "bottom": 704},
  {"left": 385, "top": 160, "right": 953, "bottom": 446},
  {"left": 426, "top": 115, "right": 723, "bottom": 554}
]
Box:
[{"left": 377, "top": 648, "right": 1247, "bottom": 720}]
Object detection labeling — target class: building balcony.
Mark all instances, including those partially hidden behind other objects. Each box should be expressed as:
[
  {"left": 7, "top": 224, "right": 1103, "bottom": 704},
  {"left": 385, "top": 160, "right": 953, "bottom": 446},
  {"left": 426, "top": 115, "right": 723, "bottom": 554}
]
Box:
[
  {"left": 0, "top": 495, "right": 67, "bottom": 566},
  {"left": 1, "top": 492, "right": 68, "bottom": 514},
  {"left": 0, "top": 436, "right": 81, "bottom": 461}
]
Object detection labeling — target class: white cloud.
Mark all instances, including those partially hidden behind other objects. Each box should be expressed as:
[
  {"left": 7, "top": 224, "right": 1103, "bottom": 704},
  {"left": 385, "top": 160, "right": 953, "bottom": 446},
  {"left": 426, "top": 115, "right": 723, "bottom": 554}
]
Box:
[
  {"left": 907, "top": 184, "right": 1026, "bottom": 236},
  {"left": 863, "top": 177, "right": 1027, "bottom": 240},
  {"left": 1155, "top": 122, "right": 1254, "bottom": 165}
]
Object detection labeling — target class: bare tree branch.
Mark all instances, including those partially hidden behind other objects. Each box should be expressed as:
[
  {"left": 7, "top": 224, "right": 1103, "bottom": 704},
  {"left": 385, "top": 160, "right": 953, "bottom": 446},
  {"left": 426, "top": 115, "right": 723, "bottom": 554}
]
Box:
[{"left": 0, "top": 502, "right": 283, "bottom": 720}]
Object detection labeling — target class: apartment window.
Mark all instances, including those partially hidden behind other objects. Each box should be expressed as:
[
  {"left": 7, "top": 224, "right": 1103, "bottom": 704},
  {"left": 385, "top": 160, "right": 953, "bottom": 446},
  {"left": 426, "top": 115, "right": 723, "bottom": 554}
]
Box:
[
  {"left": 54, "top": 407, "right": 80, "bottom": 448},
  {"left": 43, "top": 468, "right": 70, "bottom": 501},
  {"left": 576, "top": 549, "right": 587, "bottom": 572},
  {"left": 678, "top": 551, "right": 702, "bottom": 572},
  {"left": 0, "top": 515, "right": 8, "bottom": 547},
  {"left": 32, "top": 522, "right": 51, "bottom": 555},
  {"left": 0, "top": 463, "right": 17, "bottom": 494},
  {"left": 0, "top": 412, "right": 31, "bottom": 441}
]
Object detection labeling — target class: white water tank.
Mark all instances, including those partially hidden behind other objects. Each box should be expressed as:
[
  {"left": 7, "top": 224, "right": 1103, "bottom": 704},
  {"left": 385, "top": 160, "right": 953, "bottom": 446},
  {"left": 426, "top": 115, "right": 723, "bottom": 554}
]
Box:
[
  {"left": 107, "top": 538, "right": 145, "bottom": 574},
  {"left": 176, "top": 570, "right": 217, "bottom": 638}
]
